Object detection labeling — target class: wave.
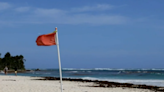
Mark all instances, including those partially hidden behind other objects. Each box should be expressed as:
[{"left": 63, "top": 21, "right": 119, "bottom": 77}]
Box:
[
  {"left": 107, "top": 79, "right": 164, "bottom": 87},
  {"left": 69, "top": 71, "right": 78, "bottom": 73},
  {"left": 62, "top": 68, "right": 164, "bottom": 71},
  {"left": 0, "top": 70, "right": 4, "bottom": 73},
  {"left": 27, "top": 68, "right": 164, "bottom": 71},
  {"left": 81, "top": 77, "right": 164, "bottom": 87},
  {"left": 34, "top": 72, "right": 52, "bottom": 75},
  {"left": 62, "top": 68, "right": 93, "bottom": 70},
  {"left": 81, "top": 77, "right": 99, "bottom": 80}
]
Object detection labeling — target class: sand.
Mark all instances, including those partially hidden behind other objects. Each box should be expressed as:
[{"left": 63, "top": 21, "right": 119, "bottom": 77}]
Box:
[{"left": 0, "top": 75, "right": 154, "bottom": 92}]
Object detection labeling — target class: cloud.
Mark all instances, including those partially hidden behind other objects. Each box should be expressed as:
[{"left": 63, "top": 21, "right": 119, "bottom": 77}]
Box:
[
  {"left": 34, "top": 8, "right": 66, "bottom": 17},
  {"left": 15, "top": 7, "right": 30, "bottom": 12},
  {"left": 64, "top": 50, "right": 164, "bottom": 58},
  {"left": 0, "top": 3, "right": 130, "bottom": 26},
  {"left": 23, "top": 5, "right": 129, "bottom": 25},
  {"left": 0, "top": 2, "right": 11, "bottom": 11},
  {"left": 53, "top": 14, "right": 129, "bottom": 25},
  {"left": 71, "top": 4, "right": 114, "bottom": 12},
  {"left": 21, "top": 12, "right": 129, "bottom": 25}
]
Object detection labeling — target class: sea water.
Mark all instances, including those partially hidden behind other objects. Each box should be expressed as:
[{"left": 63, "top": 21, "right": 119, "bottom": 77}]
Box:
[{"left": 1, "top": 68, "right": 164, "bottom": 87}]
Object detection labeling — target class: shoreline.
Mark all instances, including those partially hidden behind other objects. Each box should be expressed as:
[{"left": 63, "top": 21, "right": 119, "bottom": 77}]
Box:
[
  {"left": 1, "top": 74, "right": 164, "bottom": 91},
  {"left": 0, "top": 75, "right": 161, "bottom": 92},
  {"left": 35, "top": 76, "right": 164, "bottom": 92}
]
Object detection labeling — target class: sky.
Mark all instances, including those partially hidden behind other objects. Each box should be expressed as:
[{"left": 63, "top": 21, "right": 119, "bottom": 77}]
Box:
[{"left": 0, "top": 0, "right": 164, "bottom": 69}]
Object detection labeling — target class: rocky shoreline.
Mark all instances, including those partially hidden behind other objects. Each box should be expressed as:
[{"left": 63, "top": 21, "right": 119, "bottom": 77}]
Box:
[{"left": 36, "top": 77, "right": 164, "bottom": 92}]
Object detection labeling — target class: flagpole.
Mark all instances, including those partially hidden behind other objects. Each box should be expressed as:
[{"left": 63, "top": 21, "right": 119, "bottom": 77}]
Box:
[{"left": 55, "top": 27, "right": 63, "bottom": 92}]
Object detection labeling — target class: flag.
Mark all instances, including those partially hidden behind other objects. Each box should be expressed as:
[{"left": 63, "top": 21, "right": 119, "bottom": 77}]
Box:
[
  {"left": 35, "top": 28, "right": 63, "bottom": 92},
  {"left": 36, "top": 31, "right": 56, "bottom": 46}
]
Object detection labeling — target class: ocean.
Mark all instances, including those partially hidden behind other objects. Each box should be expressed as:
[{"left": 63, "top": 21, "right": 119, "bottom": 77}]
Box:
[{"left": 1, "top": 68, "right": 164, "bottom": 87}]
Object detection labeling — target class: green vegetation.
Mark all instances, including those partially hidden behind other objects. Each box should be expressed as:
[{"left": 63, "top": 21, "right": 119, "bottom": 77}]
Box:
[{"left": 0, "top": 52, "right": 26, "bottom": 70}]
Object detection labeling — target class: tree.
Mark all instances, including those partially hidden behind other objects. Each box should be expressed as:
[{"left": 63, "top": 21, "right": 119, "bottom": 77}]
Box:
[
  {"left": 4, "top": 52, "right": 11, "bottom": 58},
  {"left": 0, "top": 52, "right": 26, "bottom": 70},
  {"left": 0, "top": 53, "right": 1, "bottom": 69}
]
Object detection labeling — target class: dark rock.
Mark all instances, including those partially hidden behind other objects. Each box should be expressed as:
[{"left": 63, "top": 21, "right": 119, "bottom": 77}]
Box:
[{"left": 35, "top": 68, "right": 40, "bottom": 71}]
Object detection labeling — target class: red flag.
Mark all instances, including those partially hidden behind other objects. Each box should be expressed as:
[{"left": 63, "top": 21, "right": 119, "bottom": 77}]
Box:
[{"left": 36, "top": 32, "right": 56, "bottom": 46}]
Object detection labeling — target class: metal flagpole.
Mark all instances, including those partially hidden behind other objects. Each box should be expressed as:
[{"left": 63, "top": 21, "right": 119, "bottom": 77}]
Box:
[{"left": 55, "top": 27, "right": 63, "bottom": 92}]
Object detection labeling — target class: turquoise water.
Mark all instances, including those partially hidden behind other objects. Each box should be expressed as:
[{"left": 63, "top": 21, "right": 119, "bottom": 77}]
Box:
[{"left": 1, "top": 68, "right": 164, "bottom": 87}]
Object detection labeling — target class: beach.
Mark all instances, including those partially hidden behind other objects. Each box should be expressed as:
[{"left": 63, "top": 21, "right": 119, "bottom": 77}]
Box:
[{"left": 0, "top": 75, "right": 156, "bottom": 92}]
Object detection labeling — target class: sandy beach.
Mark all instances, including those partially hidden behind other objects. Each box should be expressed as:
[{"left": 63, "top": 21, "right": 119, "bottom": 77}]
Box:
[{"left": 0, "top": 75, "right": 155, "bottom": 92}]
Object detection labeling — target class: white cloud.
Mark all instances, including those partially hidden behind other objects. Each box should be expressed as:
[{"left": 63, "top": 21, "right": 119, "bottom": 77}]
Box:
[
  {"left": 26, "top": 6, "right": 128, "bottom": 25},
  {"left": 34, "top": 8, "right": 66, "bottom": 17},
  {"left": 0, "top": 3, "right": 130, "bottom": 26},
  {"left": 0, "top": 2, "right": 11, "bottom": 11},
  {"left": 15, "top": 7, "right": 30, "bottom": 12},
  {"left": 71, "top": 4, "right": 114, "bottom": 12},
  {"left": 18, "top": 11, "right": 128, "bottom": 25},
  {"left": 62, "top": 50, "right": 164, "bottom": 58},
  {"left": 54, "top": 14, "right": 129, "bottom": 25}
]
